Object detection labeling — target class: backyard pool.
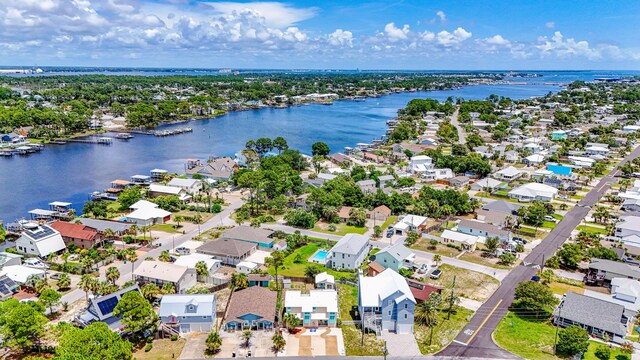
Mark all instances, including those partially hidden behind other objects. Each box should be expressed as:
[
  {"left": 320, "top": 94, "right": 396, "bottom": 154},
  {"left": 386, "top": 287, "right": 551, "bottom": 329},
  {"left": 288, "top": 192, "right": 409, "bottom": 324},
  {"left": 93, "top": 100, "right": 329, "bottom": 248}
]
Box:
[{"left": 309, "top": 250, "right": 329, "bottom": 263}]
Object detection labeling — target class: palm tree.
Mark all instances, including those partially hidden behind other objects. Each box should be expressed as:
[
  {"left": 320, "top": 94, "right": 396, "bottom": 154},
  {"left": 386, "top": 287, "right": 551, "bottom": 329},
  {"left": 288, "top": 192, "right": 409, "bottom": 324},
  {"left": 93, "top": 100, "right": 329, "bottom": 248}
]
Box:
[
  {"left": 205, "top": 332, "right": 223, "bottom": 355},
  {"left": 229, "top": 273, "right": 249, "bottom": 290},
  {"left": 124, "top": 248, "right": 138, "bottom": 281},
  {"left": 106, "top": 266, "right": 120, "bottom": 285},
  {"left": 158, "top": 250, "right": 171, "bottom": 262},
  {"left": 415, "top": 296, "right": 440, "bottom": 346},
  {"left": 272, "top": 332, "right": 286, "bottom": 356},
  {"left": 265, "top": 250, "right": 284, "bottom": 292},
  {"left": 161, "top": 282, "right": 176, "bottom": 294},
  {"left": 56, "top": 273, "right": 71, "bottom": 290},
  {"left": 281, "top": 312, "right": 299, "bottom": 333},
  {"left": 433, "top": 254, "right": 442, "bottom": 267},
  {"left": 241, "top": 330, "right": 253, "bottom": 348},
  {"left": 103, "top": 228, "right": 115, "bottom": 241},
  {"left": 195, "top": 261, "right": 209, "bottom": 279},
  {"left": 128, "top": 224, "right": 138, "bottom": 238},
  {"left": 79, "top": 274, "right": 94, "bottom": 300},
  {"left": 173, "top": 215, "right": 184, "bottom": 229},
  {"left": 141, "top": 283, "right": 160, "bottom": 300},
  {"left": 540, "top": 269, "right": 554, "bottom": 285}
]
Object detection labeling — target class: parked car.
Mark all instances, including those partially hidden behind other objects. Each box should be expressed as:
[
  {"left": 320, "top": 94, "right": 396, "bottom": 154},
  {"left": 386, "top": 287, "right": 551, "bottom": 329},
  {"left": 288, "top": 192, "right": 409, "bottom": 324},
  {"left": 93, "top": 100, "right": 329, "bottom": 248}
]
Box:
[
  {"left": 544, "top": 215, "right": 557, "bottom": 222},
  {"left": 49, "top": 272, "right": 62, "bottom": 280},
  {"left": 175, "top": 246, "right": 190, "bottom": 255},
  {"left": 415, "top": 263, "right": 429, "bottom": 274},
  {"left": 386, "top": 230, "right": 393, "bottom": 238},
  {"left": 430, "top": 269, "right": 442, "bottom": 279},
  {"left": 24, "top": 258, "right": 48, "bottom": 269}
]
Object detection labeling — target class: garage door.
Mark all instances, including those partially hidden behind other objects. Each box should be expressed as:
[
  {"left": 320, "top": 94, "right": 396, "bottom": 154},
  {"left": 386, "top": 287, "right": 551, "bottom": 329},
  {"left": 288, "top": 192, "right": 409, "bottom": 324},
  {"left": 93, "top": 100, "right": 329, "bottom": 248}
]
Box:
[
  {"left": 396, "top": 323, "right": 413, "bottom": 334},
  {"left": 180, "top": 324, "right": 191, "bottom": 333}
]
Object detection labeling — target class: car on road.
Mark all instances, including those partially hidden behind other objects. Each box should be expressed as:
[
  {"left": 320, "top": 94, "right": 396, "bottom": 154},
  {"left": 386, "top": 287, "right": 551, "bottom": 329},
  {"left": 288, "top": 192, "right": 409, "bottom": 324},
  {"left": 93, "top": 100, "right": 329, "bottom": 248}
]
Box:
[
  {"left": 430, "top": 269, "right": 442, "bottom": 279},
  {"left": 175, "top": 246, "right": 190, "bottom": 255}
]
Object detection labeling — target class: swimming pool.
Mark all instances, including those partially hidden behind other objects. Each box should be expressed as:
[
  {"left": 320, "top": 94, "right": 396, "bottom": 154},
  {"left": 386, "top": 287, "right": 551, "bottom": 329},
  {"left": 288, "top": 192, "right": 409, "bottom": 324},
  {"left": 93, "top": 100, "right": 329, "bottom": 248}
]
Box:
[{"left": 310, "top": 250, "right": 329, "bottom": 263}]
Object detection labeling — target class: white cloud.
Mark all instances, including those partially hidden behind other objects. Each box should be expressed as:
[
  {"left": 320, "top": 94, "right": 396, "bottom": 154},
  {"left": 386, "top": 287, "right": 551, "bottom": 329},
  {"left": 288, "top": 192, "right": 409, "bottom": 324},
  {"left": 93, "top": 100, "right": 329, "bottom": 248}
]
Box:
[
  {"left": 204, "top": 1, "right": 317, "bottom": 28},
  {"left": 436, "top": 10, "right": 447, "bottom": 22},
  {"left": 536, "top": 31, "right": 600, "bottom": 59},
  {"left": 545, "top": 21, "right": 555, "bottom": 29},
  {"left": 436, "top": 27, "right": 472, "bottom": 46},
  {"left": 484, "top": 34, "right": 509, "bottom": 46},
  {"left": 328, "top": 29, "right": 353, "bottom": 47},
  {"left": 384, "top": 22, "right": 410, "bottom": 41}
]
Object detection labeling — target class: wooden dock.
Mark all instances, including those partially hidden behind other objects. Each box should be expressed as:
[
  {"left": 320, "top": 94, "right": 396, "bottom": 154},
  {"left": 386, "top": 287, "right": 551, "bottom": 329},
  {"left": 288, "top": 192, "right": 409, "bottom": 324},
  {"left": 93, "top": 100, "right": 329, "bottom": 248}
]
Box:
[{"left": 64, "top": 137, "right": 113, "bottom": 145}]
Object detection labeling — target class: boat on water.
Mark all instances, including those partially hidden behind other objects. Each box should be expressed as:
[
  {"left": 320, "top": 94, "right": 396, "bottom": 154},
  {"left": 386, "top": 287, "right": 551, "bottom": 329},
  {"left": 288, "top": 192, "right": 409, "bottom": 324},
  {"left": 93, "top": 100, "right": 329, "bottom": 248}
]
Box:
[{"left": 115, "top": 133, "right": 134, "bottom": 140}]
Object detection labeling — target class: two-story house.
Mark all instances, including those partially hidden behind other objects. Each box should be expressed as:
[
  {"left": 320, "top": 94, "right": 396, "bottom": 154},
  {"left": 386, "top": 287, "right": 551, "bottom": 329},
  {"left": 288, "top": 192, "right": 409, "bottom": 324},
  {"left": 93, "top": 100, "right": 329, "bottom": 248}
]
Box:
[
  {"left": 457, "top": 219, "right": 510, "bottom": 242},
  {"left": 328, "top": 233, "right": 370, "bottom": 270},
  {"left": 284, "top": 290, "right": 338, "bottom": 327},
  {"left": 15, "top": 225, "right": 66, "bottom": 258},
  {"left": 358, "top": 269, "right": 416, "bottom": 334},
  {"left": 392, "top": 214, "right": 428, "bottom": 236},
  {"left": 159, "top": 294, "right": 216, "bottom": 333}
]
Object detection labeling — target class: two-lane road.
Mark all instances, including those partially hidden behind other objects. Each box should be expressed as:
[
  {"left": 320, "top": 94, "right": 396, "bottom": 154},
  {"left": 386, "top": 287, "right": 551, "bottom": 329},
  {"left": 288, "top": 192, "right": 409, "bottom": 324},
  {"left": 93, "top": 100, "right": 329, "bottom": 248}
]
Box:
[{"left": 438, "top": 145, "right": 640, "bottom": 358}]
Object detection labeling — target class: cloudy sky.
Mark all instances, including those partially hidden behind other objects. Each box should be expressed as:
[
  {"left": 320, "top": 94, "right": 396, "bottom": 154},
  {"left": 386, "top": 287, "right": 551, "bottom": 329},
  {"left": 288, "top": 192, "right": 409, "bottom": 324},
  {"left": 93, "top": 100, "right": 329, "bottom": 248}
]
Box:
[{"left": 1, "top": 0, "right": 639, "bottom": 69}]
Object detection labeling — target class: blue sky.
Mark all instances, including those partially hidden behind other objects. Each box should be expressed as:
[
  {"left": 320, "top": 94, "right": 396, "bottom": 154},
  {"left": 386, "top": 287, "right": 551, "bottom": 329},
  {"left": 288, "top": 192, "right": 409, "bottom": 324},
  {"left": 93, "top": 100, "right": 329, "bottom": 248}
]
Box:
[{"left": 0, "top": 0, "right": 638, "bottom": 69}]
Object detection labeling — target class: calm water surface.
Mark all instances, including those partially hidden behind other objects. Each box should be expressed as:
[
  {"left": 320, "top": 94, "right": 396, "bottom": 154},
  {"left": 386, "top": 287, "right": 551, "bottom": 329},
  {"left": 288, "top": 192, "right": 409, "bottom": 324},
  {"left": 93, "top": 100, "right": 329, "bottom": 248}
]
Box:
[{"left": 0, "top": 83, "right": 561, "bottom": 222}]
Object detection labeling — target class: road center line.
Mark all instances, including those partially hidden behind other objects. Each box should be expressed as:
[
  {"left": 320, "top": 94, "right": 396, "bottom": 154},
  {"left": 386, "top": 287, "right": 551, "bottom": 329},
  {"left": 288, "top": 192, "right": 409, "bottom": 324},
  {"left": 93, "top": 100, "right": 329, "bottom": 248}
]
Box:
[{"left": 465, "top": 299, "right": 503, "bottom": 345}]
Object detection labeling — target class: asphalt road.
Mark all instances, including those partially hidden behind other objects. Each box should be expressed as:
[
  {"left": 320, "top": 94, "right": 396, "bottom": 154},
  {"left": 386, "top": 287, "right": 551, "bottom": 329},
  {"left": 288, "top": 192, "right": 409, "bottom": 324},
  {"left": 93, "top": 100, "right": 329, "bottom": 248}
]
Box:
[{"left": 438, "top": 145, "right": 640, "bottom": 359}]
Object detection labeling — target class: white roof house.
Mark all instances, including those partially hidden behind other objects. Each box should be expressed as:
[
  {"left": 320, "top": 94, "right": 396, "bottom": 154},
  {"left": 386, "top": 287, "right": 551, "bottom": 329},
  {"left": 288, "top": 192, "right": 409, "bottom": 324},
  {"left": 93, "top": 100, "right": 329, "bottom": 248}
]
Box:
[
  {"left": 0, "top": 265, "right": 46, "bottom": 284},
  {"left": 393, "top": 214, "right": 428, "bottom": 234},
  {"left": 583, "top": 278, "right": 640, "bottom": 316},
  {"left": 471, "top": 178, "right": 503, "bottom": 191},
  {"left": 129, "top": 199, "right": 158, "bottom": 210},
  {"left": 328, "top": 234, "right": 370, "bottom": 270},
  {"left": 493, "top": 166, "right": 522, "bottom": 181},
  {"left": 15, "top": 225, "right": 66, "bottom": 257},
  {"left": 134, "top": 261, "right": 196, "bottom": 293},
  {"left": 315, "top": 272, "right": 335, "bottom": 289},
  {"left": 149, "top": 184, "right": 191, "bottom": 201},
  {"left": 284, "top": 289, "right": 338, "bottom": 314},
  {"left": 126, "top": 201, "right": 171, "bottom": 227},
  {"left": 167, "top": 178, "right": 203, "bottom": 193},
  {"left": 524, "top": 153, "right": 546, "bottom": 165},
  {"left": 173, "top": 254, "right": 222, "bottom": 274},
  {"left": 359, "top": 269, "right": 416, "bottom": 308},
  {"left": 236, "top": 261, "right": 259, "bottom": 274},
  {"left": 441, "top": 229, "right": 485, "bottom": 250},
  {"left": 509, "top": 183, "right": 558, "bottom": 202}
]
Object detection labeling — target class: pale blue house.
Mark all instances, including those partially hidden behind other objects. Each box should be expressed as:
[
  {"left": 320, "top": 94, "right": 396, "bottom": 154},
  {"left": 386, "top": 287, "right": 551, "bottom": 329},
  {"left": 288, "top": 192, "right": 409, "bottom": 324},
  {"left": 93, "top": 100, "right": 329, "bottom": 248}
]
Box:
[
  {"left": 359, "top": 269, "right": 416, "bottom": 334},
  {"left": 457, "top": 219, "right": 510, "bottom": 242},
  {"left": 159, "top": 294, "right": 216, "bottom": 333},
  {"left": 224, "top": 287, "right": 277, "bottom": 330},
  {"left": 373, "top": 243, "right": 416, "bottom": 272}
]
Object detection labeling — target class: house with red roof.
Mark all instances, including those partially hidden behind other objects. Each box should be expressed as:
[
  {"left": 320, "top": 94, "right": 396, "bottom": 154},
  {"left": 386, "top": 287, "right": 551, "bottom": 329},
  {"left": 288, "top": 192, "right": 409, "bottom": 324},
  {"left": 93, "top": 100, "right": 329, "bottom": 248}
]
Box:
[{"left": 50, "top": 221, "right": 104, "bottom": 250}]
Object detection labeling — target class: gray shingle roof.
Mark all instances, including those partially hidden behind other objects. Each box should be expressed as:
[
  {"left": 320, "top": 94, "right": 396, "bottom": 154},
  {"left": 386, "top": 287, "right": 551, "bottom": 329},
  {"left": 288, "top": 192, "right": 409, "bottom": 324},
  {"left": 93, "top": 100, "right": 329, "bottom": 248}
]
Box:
[
  {"left": 481, "top": 200, "right": 522, "bottom": 215},
  {"left": 221, "top": 226, "right": 274, "bottom": 246},
  {"left": 589, "top": 258, "right": 640, "bottom": 279},
  {"left": 197, "top": 238, "right": 256, "bottom": 257},
  {"left": 330, "top": 233, "right": 369, "bottom": 255},
  {"left": 555, "top": 292, "right": 627, "bottom": 336}
]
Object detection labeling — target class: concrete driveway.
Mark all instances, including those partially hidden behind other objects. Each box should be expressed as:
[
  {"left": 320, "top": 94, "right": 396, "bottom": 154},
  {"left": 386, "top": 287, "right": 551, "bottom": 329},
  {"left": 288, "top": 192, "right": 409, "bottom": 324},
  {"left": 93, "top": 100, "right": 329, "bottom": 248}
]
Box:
[
  {"left": 179, "top": 332, "right": 207, "bottom": 359},
  {"left": 380, "top": 330, "right": 421, "bottom": 357},
  {"left": 286, "top": 328, "right": 345, "bottom": 357}
]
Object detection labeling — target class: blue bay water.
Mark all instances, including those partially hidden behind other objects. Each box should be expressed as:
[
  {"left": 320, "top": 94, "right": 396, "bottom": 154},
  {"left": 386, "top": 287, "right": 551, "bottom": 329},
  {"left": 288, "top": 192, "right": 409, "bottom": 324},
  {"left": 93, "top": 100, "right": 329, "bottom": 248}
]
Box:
[{"left": 0, "top": 83, "right": 563, "bottom": 222}]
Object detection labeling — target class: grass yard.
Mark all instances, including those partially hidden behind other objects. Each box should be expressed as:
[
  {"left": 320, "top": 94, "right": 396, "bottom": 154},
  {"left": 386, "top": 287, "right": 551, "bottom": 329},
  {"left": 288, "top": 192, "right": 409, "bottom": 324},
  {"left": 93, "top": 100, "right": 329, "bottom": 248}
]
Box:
[
  {"left": 312, "top": 222, "right": 367, "bottom": 236},
  {"left": 548, "top": 281, "right": 584, "bottom": 295},
  {"left": 415, "top": 307, "right": 474, "bottom": 355},
  {"left": 551, "top": 214, "right": 564, "bottom": 221},
  {"left": 380, "top": 216, "right": 398, "bottom": 230},
  {"left": 338, "top": 284, "right": 384, "bottom": 356},
  {"left": 412, "top": 239, "right": 462, "bottom": 258},
  {"left": 493, "top": 311, "right": 560, "bottom": 360},
  {"left": 174, "top": 210, "right": 215, "bottom": 223},
  {"left": 459, "top": 250, "right": 512, "bottom": 270},
  {"left": 428, "top": 264, "right": 500, "bottom": 302},
  {"left": 541, "top": 221, "right": 558, "bottom": 230},
  {"left": 576, "top": 225, "right": 609, "bottom": 235},
  {"left": 582, "top": 341, "right": 626, "bottom": 360},
  {"left": 151, "top": 223, "right": 181, "bottom": 233},
  {"left": 269, "top": 244, "right": 353, "bottom": 280},
  {"left": 133, "top": 338, "right": 187, "bottom": 360}
]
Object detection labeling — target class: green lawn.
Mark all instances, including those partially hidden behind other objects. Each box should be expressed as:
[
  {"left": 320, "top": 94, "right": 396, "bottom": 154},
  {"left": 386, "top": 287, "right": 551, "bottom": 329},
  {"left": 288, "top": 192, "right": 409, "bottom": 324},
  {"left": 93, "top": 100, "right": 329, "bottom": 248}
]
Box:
[
  {"left": 582, "top": 341, "right": 626, "bottom": 360},
  {"left": 268, "top": 244, "right": 353, "bottom": 280},
  {"left": 415, "top": 307, "right": 474, "bottom": 355},
  {"left": 380, "top": 216, "right": 398, "bottom": 230},
  {"left": 493, "top": 311, "right": 560, "bottom": 360},
  {"left": 541, "top": 221, "right": 558, "bottom": 229},
  {"left": 338, "top": 284, "right": 384, "bottom": 356},
  {"left": 412, "top": 239, "right": 462, "bottom": 258},
  {"left": 312, "top": 223, "right": 367, "bottom": 236},
  {"left": 576, "top": 225, "right": 609, "bottom": 235},
  {"left": 551, "top": 214, "right": 564, "bottom": 221},
  {"left": 151, "top": 223, "right": 181, "bottom": 233}
]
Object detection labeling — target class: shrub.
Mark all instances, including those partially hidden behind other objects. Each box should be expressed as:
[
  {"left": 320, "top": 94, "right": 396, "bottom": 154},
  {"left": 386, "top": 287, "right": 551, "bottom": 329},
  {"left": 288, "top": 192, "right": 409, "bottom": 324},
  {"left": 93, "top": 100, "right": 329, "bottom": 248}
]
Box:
[
  {"left": 211, "top": 204, "right": 222, "bottom": 213},
  {"left": 328, "top": 224, "right": 337, "bottom": 232},
  {"left": 144, "top": 344, "right": 153, "bottom": 352},
  {"left": 146, "top": 336, "right": 154, "bottom": 343},
  {"left": 446, "top": 243, "right": 461, "bottom": 250},
  {"left": 170, "top": 335, "right": 178, "bottom": 341}
]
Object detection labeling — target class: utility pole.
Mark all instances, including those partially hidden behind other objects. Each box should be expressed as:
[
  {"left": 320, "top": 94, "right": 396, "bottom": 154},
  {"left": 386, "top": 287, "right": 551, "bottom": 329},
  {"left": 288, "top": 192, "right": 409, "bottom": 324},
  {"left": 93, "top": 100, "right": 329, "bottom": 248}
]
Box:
[
  {"left": 383, "top": 340, "right": 387, "bottom": 360},
  {"left": 447, "top": 275, "right": 456, "bottom": 320},
  {"left": 553, "top": 302, "right": 563, "bottom": 355}
]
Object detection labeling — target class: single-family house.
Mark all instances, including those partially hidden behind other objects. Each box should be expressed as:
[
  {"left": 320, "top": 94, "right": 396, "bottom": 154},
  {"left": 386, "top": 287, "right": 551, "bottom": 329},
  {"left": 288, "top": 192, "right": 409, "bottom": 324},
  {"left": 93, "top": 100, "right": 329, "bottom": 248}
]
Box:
[
  {"left": 0, "top": 275, "right": 18, "bottom": 300},
  {"left": 423, "top": 168, "right": 454, "bottom": 182},
  {"left": 50, "top": 221, "right": 104, "bottom": 249},
  {"left": 75, "top": 285, "right": 142, "bottom": 331},
  {"left": 328, "top": 233, "right": 370, "bottom": 270},
  {"left": 15, "top": 225, "right": 66, "bottom": 257},
  {"left": 582, "top": 278, "right": 640, "bottom": 318},
  {"left": 508, "top": 183, "right": 558, "bottom": 202},
  {"left": 523, "top": 153, "right": 545, "bottom": 166},
  {"left": 173, "top": 254, "right": 222, "bottom": 284},
  {"left": 368, "top": 205, "right": 392, "bottom": 222},
  {"left": 554, "top": 292, "right": 630, "bottom": 343},
  {"left": 449, "top": 176, "right": 470, "bottom": 188},
  {"left": 315, "top": 272, "right": 335, "bottom": 290},
  {"left": 148, "top": 184, "right": 191, "bottom": 201},
  {"left": 196, "top": 238, "right": 257, "bottom": 266},
  {"left": 0, "top": 252, "right": 22, "bottom": 268},
  {"left": 373, "top": 242, "right": 416, "bottom": 272},
  {"left": 224, "top": 286, "right": 277, "bottom": 330},
  {"left": 248, "top": 274, "right": 272, "bottom": 287},
  {"left": 377, "top": 175, "right": 396, "bottom": 188},
  {"left": 125, "top": 200, "right": 171, "bottom": 227},
  {"left": 159, "top": 294, "right": 216, "bottom": 333},
  {"left": 615, "top": 216, "right": 640, "bottom": 240},
  {"left": 330, "top": 153, "right": 352, "bottom": 167},
  {"left": 167, "top": 178, "right": 203, "bottom": 194},
  {"left": 358, "top": 269, "right": 416, "bottom": 334},
  {"left": 284, "top": 290, "right": 339, "bottom": 327},
  {"left": 406, "top": 279, "right": 443, "bottom": 304},
  {"left": 504, "top": 150, "right": 520, "bottom": 163},
  {"left": 457, "top": 219, "right": 510, "bottom": 242},
  {"left": 409, "top": 155, "right": 433, "bottom": 174},
  {"left": 220, "top": 226, "right": 275, "bottom": 248},
  {"left": 186, "top": 157, "right": 237, "bottom": 181},
  {"left": 470, "top": 178, "right": 502, "bottom": 192},
  {"left": 585, "top": 146, "right": 610, "bottom": 157},
  {"left": 440, "top": 229, "right": 485, "bottom": 251},
  {"left": 134, "top": 261, "right": 197, "bottom": 294},
  {"left": 493, "top": 166, "right": 522, "bottom": 182},
  {"left": 392, "top": 214, "right": 428, "bottom": 235},
  {"left": 586, "top": 258, "right": 640, "bottom": 284},
  {"left": 0, "top": 265, "right": 45, "bottom": 285},
  {"left": 75, "top": 218, "right": 132, "bottom": 236},
  {"left": 357, "top": 179, "right": 377, "bottom": 194},
  {"left": 236, "top": 261, "right": 259, "bottom": 274}
]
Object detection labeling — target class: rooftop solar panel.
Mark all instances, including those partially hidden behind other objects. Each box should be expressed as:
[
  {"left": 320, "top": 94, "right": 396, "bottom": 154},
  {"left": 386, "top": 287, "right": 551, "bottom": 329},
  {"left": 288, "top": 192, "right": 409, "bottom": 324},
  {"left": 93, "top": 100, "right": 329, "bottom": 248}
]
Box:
[{"left": 96, "top": 296, "right": 119, "bottom": 316}]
